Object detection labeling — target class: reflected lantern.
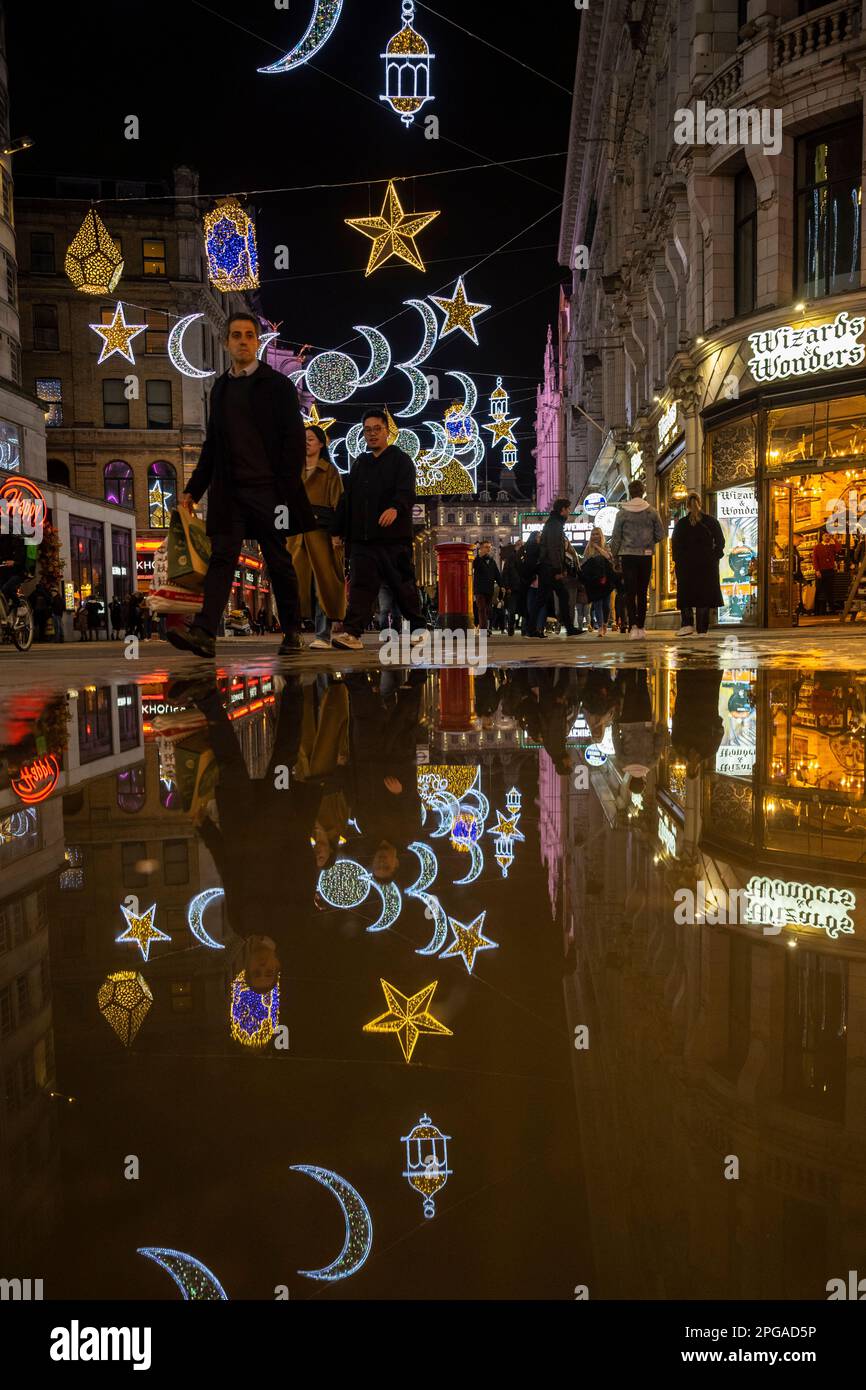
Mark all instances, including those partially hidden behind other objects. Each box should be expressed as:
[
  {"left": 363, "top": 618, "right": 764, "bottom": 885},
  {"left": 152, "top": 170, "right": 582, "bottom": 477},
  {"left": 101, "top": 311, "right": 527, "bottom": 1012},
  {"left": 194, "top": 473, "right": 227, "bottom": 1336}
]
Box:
[
  {"left": 380, "top": 1, "right": 435, "bottom": 128},
  {"left": 203, "top": 199, "right": 259, "bottom": 292},
  {"left": 64, "top": 209, "right": 124, "bottom": 294},
  {"left": 97, "top": 971, "right": 153, "bottom": 1046},
  {"left": 230, "top": 971, "right": 279, "bottom": 1048},
  {"left": 402, "top": 1114, "right": 451, "bottom": 1218}
]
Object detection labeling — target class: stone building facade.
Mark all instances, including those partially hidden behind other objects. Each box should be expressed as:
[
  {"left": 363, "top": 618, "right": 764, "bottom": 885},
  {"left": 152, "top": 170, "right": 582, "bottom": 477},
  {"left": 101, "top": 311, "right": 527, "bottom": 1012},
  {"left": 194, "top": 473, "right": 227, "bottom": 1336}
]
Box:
[{"left": 559, "top": 0, "right": 866, "bottom": 627}]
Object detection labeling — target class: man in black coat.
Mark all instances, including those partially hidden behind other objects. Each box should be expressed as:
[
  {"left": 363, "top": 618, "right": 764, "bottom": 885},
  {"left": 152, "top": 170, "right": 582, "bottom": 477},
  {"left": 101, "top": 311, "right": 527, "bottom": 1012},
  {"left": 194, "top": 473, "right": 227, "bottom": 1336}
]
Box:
[
  {"left": 472, "top": 541, "right": 500, "bottom": 632},
  {"left": 331, "top": 407, "right": 424, "bottom": 651},
  {"left": 170, "top": 312, "right": 316, "bottom": 659}
]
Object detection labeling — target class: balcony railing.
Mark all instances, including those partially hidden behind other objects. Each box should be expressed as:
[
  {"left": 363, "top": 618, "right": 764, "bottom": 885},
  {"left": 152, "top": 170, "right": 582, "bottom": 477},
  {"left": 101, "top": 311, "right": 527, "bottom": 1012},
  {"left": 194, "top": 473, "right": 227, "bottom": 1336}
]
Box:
[
  {"left": 773, "top": 0, "right": 860, "bottom": 69},
  {"left": 702, "top": 57, "right": 743, "bottom": 110}
]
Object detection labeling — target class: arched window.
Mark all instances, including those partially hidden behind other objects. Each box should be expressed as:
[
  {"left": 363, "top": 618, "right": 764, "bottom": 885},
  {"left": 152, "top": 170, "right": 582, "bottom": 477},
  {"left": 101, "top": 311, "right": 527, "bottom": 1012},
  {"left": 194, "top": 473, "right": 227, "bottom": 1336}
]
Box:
[
  {"left": 104, "top": 459, "right": 133, "bottom": 508},
  {"left": 47, "top": 458, "right": 70, "bottom": 487},
  {"left": 147, "top": 460, "right": 176, "bottom": 528},
  {"left": 116, "top": 766, "right": 146, "bottom": 813}
]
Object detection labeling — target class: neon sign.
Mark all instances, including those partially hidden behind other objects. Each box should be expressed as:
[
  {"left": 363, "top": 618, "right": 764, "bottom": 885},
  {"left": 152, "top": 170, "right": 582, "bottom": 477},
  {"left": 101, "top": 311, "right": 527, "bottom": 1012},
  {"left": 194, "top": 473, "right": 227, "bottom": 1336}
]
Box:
[
  {"left": 0, "top": 476, "right": 46, "bottom": 539},
  {"left": 657, "top": 402, "right": 678, "bottom": 451},
  {"left": 747, "top": 310, "right": 866, "bottom": 383},
  {"left": 744, "top": 876, "right": 855, "bottom": 939},
  {"left": 12, "top": 754, "right": 60, "bottom": 804}
]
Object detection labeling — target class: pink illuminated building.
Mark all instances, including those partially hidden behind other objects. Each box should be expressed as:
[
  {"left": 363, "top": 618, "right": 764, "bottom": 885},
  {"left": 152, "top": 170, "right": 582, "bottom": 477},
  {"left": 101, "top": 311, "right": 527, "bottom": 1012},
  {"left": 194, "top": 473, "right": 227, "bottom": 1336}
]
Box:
[{"left": 534, "top": 291, "right": 569, "bottom": 512}]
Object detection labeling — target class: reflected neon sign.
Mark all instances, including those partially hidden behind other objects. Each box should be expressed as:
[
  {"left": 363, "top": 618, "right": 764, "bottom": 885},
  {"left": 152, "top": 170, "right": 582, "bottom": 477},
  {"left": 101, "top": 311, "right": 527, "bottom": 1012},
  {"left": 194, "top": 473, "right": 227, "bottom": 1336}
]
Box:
[
  {"left": 744, "top": 875, "right": 855, "bottom": 939},
  {"left": 12, "top": 754, "right": 60, "bottom": 804}
]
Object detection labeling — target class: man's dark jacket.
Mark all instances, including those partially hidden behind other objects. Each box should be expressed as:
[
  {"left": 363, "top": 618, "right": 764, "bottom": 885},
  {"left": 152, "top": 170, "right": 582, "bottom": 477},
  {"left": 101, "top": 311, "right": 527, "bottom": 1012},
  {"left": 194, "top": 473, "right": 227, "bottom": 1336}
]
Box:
[
  {"left": 334, "top": 446, "right": 416, "bottom": 547},
  {"left": 472, "top": 553, "right": 501, "bottom": 596},
  {"left": 184, "top": 361, "right": 316, "bottom": 537}
]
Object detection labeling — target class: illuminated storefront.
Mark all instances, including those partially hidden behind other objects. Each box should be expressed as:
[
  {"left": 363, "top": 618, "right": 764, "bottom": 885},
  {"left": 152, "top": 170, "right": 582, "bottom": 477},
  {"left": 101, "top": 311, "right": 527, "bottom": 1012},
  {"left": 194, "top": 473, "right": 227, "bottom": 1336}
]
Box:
[
  {"left": 700, "top": 304, "right": 866, "bottom": 626},
  {"left": 654, "top": 407, "right": 687, "bottom": 619}
]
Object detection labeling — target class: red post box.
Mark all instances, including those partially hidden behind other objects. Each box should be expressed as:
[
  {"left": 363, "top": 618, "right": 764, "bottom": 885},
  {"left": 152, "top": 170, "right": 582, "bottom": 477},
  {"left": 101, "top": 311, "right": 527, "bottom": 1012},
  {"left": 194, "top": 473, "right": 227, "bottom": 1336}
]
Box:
[{"left": 436, "top": 541, "right": 472, "bottom": 631}]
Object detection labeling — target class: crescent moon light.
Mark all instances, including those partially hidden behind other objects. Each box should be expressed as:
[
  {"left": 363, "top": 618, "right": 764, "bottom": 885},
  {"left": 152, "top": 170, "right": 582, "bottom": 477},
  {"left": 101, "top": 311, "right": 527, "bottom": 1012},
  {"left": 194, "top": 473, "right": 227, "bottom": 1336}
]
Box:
[
  {"left": 289, "top": 369, "right": 306, "bottom": 387},
  {"left": 367, "top": 879, "right": 403, "bottom": 933},
  {"left": 257, "top": 330, "right": 280, "bottom": 359},
  {"left": 291, "top": 1165, "right": 373, "bottom": 1281},
  {"left": 394, "top": 427, "right": 421, "bottom": 460},
  {"left": 258, "top": 0, "right": 344, "bottom": 74},
  {"left": 445, "top": 369, "right": 478, "bottom": 417},
  {"left": 453, "top": 840, "right": 484, "bottom": 886},
  {"left": 305, "top": 350, "right": 361, "bottom": 404},
  {"left": 415, "top": 892, "right": 449, "bottom": 956},
  {"left": 346, "top": 423, "right": 365, "bottom": 458},
  {"left": 187, "top": 888, "right": 225, "bottom": 950},
  {"left": 354, "top": 326, "right": 392, "bottom": 388},
  {"left": 429, "top": 790, "right": 460, "bottom": 838},
  {"left": 168, "top": 313, "right": 215, "bottom": 380},
  {"left": 395, "top": 364, "right": 431, "bottom": 418},
  {"left": 402, "top": 298, "right": 439, "bottom": 366},
  {"left": 407, "top": 841, "right": 439, "bottom": 895},
  {"left": 137, "top": 1247, "right": 228, "bottom": 1300},
  {"left": 329, "top": 436, "right": 349, "bottom": 475}
]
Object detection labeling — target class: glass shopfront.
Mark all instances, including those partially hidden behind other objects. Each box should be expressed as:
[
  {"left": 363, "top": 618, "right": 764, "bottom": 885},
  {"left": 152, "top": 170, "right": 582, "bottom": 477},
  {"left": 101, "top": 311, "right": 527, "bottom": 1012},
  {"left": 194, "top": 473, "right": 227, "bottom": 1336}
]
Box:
[
  {"left": 655, "top": 441, "right": 686, "bottom": 614},
  {"left": 704, "top": 379, "right": 866, "bottom": 626}
]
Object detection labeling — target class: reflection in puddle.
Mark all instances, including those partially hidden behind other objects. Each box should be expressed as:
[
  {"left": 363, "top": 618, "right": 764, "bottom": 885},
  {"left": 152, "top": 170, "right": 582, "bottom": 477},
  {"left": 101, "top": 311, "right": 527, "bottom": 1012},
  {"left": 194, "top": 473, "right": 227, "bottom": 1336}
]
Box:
[{"left": 1, "top": 663, "right": 865, "bottom": 1299}]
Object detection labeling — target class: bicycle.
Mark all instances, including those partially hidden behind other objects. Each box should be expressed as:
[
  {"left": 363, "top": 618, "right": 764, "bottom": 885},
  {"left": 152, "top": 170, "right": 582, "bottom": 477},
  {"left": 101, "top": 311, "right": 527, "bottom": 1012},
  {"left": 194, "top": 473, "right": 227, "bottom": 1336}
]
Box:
[{"left": 0, "top": 575, "right": 36, "bottom": 650}]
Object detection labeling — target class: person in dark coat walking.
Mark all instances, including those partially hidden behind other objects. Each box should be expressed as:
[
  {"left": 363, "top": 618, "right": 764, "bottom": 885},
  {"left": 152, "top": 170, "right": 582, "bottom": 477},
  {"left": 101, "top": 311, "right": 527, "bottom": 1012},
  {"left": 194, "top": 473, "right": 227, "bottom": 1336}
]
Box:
[
  {"left": 331, "top": 408, "right": 424, "bottom": 650},
  {"left": 172, "top": 312, "right": 316, "bottom": 659},
  {"left": 472, "top": 541, "right": 500, "bottom": 632},
  {"left": 500, "top": 542, "right": 524, "bottom": 635},
  {"left": 50, "top": 588, "right": 65, "bottom": 642},
  {"left": 671, "top": 492, "right": 725, "bottom": 635},
  {"left": 670, "top": 668, "right": 724, "bottom": 778},
  {"left": 537, "top": 499, "right": 578, "bottom": 636},
  {"left": 109, "top": 596, "right": 124, "bottom": 639},
  {"left": 580, "top": 527, "right": 616, "bottom": 637}
]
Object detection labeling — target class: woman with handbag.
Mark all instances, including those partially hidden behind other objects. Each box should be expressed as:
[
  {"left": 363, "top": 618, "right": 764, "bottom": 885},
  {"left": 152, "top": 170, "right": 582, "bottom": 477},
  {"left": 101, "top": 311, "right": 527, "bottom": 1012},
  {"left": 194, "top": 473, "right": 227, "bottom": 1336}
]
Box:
[
  {"left": 580, "top": 527, "right": 617, "bottom": 637},
  {"left": 287, "top": 426, "right": 347, "bottom": 649}
]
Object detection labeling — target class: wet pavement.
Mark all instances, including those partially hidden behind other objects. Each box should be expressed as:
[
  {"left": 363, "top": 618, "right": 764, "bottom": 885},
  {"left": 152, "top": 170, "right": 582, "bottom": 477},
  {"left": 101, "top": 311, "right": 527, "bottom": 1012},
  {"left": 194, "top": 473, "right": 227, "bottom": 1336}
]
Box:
[{"left": 1, "top": 650, "right": 865, "bottom": 1300}]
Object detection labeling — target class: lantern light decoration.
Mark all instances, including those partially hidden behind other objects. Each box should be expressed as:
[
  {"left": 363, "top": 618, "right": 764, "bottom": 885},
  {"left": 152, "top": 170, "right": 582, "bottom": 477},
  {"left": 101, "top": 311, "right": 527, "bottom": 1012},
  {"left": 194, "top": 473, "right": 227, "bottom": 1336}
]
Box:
[
  {"left": 502, "top": 440, "right": 518, "bottom": 471},
  {"left": 487, "top": 790, "right": 525, "bottom": 878},
  {"left": 483, "top": 377, "right": 520, "bottom": 449},
  {"left": 65, "top": 208, "right": 124, "bottom": 294},
  {"left": 380, "top": 2, "right": 435, "bottom": 128},
  {"left": 97, "top": 971, "right": 153, "bottom": 1047},
  {"left": 402, "top": 1114, "right": 451, "bottom": 1218},
  {"left": 230, "top": 970, "right": 280, "bottom": 1048},
  {"left": 204, "top": 198, "right": 259, "bottom": 292}
]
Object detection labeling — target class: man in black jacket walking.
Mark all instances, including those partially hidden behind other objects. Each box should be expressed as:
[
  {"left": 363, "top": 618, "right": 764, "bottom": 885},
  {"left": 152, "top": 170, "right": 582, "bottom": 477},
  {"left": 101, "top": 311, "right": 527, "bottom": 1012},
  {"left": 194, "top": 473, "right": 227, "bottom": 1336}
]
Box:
[
  {"left": 472, "top": 542, "right": 500, "bottom": 632},
  {"left": 331, "top": 408, "right": 424, "bottom": 651},
  {"left": 169, "top": 312, "right": 316, "bottom": 659}
]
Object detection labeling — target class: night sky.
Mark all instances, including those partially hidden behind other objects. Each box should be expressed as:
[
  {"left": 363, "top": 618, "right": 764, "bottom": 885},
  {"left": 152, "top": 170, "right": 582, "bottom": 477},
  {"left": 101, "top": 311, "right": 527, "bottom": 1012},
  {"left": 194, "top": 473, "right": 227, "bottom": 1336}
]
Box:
[{"left": 7, "top": 2, "right": 578, "bottom": 496}]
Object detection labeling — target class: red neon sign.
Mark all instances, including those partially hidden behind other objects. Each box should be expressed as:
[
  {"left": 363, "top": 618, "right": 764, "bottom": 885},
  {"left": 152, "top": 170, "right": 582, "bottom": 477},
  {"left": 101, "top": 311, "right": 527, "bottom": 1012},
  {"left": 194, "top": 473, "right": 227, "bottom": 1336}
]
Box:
[
  {"left": 11, "top": 754, "right": 60, "bottom": 804},
  {"left": 0, "top": 476, "right": 46, "bottom": 532}
]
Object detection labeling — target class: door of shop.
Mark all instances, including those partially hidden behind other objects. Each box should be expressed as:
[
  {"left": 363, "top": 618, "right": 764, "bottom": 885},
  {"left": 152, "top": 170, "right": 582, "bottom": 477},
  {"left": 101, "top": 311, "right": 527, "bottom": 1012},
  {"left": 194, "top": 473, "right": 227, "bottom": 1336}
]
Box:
[{"left": 767, "top": 482, "right": 796, "bottom": 627}]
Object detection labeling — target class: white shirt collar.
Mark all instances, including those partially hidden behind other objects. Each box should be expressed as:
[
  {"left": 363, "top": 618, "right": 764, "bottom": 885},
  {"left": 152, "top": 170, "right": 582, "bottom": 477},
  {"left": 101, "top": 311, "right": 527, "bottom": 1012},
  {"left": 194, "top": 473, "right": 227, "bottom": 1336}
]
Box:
[{"left": 228, "top": 358, "right": 260, "bottom": 378}]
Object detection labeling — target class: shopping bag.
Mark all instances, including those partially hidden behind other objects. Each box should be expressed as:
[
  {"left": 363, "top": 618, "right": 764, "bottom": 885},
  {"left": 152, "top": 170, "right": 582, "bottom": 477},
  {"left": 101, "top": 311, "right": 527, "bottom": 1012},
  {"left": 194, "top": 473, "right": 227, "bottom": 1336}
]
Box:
[
  {"left": 166, "top": 508, "right": 211, "bottom": 591},
  {"left": 172, "top": 730, "right": 218, "bottom": 816}
]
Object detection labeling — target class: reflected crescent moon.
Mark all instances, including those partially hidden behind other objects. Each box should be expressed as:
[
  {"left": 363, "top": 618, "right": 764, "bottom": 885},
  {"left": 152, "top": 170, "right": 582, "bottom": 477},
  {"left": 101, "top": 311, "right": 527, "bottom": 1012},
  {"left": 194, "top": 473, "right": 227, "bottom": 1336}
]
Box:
[
  {"left": 453, "top": 840, "right": 484, "bottom": 886},
  {"left": 367, "top": 879, "right": 402, "bottom": 933},
  {"left": 429, "top": 790, "right": 460, "bottom": 837},
  {"left": 354, "top": 326, "right": 391, "bottom": 388},
  {"left": 137, "top": 1247, "right": 228, "bottom": 1300},
  {"left": 445, "top": 369, "right": 478, "bottom": 417},
  {"left": 257, "top": 330, "right": 280, "bottom": 359},
  {"left": 395, "top": 364, "right": 431, "bottom": 418},
  {"left": 187, "top": 888, "right": 226, "bottom": 950},
  {"left": 291, "top": 1165, "right": 373, "bottom": 1281},
  {"left": 168, "top": 313, "right": 215, "bottom": 380},
  {"left": 258, "top": 0, "right": 344, "bottom": 74},
  {"left": 415, "top": 892, "right": 449, "bottom": 956},
  {"left": 407, "top": 841, "right": 439, "bottom": 895},
  {"left": 402, "top": 298, "right": 439, "bottom": 367}
]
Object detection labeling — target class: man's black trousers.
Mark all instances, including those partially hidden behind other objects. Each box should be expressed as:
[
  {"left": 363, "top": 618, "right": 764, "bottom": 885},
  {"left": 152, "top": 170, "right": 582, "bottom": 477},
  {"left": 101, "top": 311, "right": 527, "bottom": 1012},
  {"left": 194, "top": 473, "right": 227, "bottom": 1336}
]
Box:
[
  {"left": 344, "top": 542, "right": 423, "bottom": 637},
  {"left": 199, "top": 485, "right": 301, "bottom": 636}
]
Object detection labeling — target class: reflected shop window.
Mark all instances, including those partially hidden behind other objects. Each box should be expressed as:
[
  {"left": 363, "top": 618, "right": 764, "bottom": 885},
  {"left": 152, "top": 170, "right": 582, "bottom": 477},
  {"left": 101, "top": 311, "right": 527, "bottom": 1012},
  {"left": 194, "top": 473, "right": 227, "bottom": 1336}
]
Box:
[{"left": 117, "top": 765, "right": 146, "bottom": 813}]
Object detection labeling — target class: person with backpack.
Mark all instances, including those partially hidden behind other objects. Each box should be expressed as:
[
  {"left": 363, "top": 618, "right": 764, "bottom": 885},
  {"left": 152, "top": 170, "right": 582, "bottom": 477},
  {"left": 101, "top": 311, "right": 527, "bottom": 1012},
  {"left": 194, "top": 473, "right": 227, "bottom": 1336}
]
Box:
[
  {"left": 580, "top": 526, "right": 617, "bottom": 637},
  {"left": 671, "top": 491, "right": 725, "bottom": 635},
  {"left": 609, "top": 479, "right": 664, "bottom": 638}
]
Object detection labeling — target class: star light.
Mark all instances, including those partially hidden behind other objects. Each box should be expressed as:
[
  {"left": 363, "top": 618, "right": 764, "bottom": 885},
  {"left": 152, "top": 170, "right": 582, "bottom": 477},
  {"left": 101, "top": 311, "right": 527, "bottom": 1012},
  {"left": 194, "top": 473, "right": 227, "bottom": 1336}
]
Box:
[
  {"left": 90, "top": 303, "right": 146, "bottom": 365},
  {"left": 482, "top": 376, "right": 520, "bottom": 449},
  {"left": 483, "top": 414, "right": 520, "bottom": 448},
  {"left": 430, "top": 277, "right": 490, "bottom": 344},
  {"left": 440, "top": 912, "right": 498, "bottom": 974},
  {"left": 116, "top": 902, "right": 170, "bottom": 962},
  {"left": 363, "top": 978, "right": 453, "bottom": 1063},
  {"left": 488, "top": 809, "right": 524, "bottom": 840},
  {"left": 345, "top": 180, "right": 439, "bottom": 276},
  {"left": 304, "top": 402, "right": 337, "bottom": 436}
]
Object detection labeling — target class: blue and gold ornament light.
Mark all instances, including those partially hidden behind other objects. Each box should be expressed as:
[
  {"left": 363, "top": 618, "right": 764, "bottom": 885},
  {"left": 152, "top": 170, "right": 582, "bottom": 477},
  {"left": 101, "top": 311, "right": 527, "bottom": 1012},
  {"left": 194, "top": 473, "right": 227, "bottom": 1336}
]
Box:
[
  {"left": 380, "top": 1, "right": 435, "bottom": 128},
  {"left": 402, "top": 1114, "right": 451, "bottom": 1218},
  {"left": 230, "top": 970, "right": 280, "bottom": 1048},
  {"left": 204, "top": 198, "right": 259, "bottom": 292}
]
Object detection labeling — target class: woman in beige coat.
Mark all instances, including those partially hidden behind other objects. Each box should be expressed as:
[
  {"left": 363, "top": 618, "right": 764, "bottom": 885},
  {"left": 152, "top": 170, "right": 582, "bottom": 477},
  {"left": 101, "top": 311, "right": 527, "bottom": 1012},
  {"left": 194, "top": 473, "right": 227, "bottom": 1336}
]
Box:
[{"left": 288, "top": 426, "right": 347, "bottom": 648}]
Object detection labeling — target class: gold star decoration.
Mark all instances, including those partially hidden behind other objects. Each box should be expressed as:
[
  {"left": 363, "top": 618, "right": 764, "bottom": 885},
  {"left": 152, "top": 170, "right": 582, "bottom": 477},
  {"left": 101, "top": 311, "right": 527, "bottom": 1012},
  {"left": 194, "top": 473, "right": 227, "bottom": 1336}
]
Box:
[
  {"left": 345, "top": 180, "right": 439, "bottom": 276},
  {"left": 363, "top": 978, "right": 453, "bottom": 1063},
  {"left": 440, "top": 912, "right": 498, "bottom": 975},
  {"left": 430, "top": 276, "right": 490, "bottom": 344},
  {"left": 483, "top": 414, "right": 519, "bottom": 448},
  {"left": 116, "top": 902, "right": 171, "bottom": 962},
  {"left": 488, "top": 809, "right": 524, "bottom": 840},
  {"left": 90, "top": 302, "right": 147, "bottom": 365},
  {"left": 303, "top": 402, "right": 337, "bottom": 436}
]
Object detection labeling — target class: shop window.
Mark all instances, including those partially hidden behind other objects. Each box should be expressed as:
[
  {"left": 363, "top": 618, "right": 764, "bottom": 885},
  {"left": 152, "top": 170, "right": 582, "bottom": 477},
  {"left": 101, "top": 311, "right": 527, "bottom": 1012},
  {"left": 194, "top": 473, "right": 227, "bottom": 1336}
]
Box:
[
  {"left": 117, "top": 766, "right": 146, "bottom": 812},
  {"left": 47, "top": 459, "right": 70, "bottom": 486},
  {"left": 4, "top": 250, "right": 16, "bottom": 306},
  {"left": 144, "top": 309, "right": 168, "bottom": 353},
  {"left": 142, "top": 238, "right": 166, "bottom": 276},
  {"left": 706, "top": 416, "right": 756, "bottom": 487},
  {"left": 145, "top": 380, "right": 172, "bottom": 429},
  {"left": 36, "top": 377, "right": 62, "bottom": 427},
  {"left": 116, "top": 683, "right": 140, "bottom": 750},
  {"left": 77, "top": 685, "right": 112, "bottom": 764},
  {"left": 796, "top": 119, "right": 862, "bottom": 300},
  {"left": 32, "top": 303, "right": 59, "bottom": 351},
  {"left": 103, "top": 380, "right": 129, "bottom": 429},
  {"left": 69, "top": 515, "right": 105, "bottom": 604},
  {"left": 147, "top": 461, "right": 176, "bottom": 527},
  {"left": 30, "top": 231, "right": 55, "bottom": 273},
  {"left": 733, "top": 169, "right": 757, "bottom": 316},
  {"left": 715, "top": 485, "right": 759, "bottom": 624},
  {"left": 767, "top": 393, "right": 866, "bottom": 470},
  {"left": 163, "top": 839, "right": 189, "bottom": 886},
  {"left": 104, "top": 459, "right": 134, "bottom": 507},
  {"left": 1, "top": 169, "right": 13, "bottom": 225},
  {"left": 112, "top": 529, "right": 134, "bottom": 601},
  {"left": 0, "top": 417, "right": 21, "bottom": 471}
]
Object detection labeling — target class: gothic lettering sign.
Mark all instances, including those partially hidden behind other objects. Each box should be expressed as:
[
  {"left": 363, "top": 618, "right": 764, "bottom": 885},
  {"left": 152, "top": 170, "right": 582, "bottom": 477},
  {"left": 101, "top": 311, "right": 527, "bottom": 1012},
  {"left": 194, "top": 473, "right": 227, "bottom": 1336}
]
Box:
[{"left": 746, "top": 311, "right": 866, "bottom": 383}]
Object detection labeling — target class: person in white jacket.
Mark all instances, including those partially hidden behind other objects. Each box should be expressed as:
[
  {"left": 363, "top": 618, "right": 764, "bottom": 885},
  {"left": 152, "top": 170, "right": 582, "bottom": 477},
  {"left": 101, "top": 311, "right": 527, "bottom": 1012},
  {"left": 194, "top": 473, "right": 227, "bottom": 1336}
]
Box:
[{"left": 609, "top": 480, "right": 664, "bottom": 638}]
